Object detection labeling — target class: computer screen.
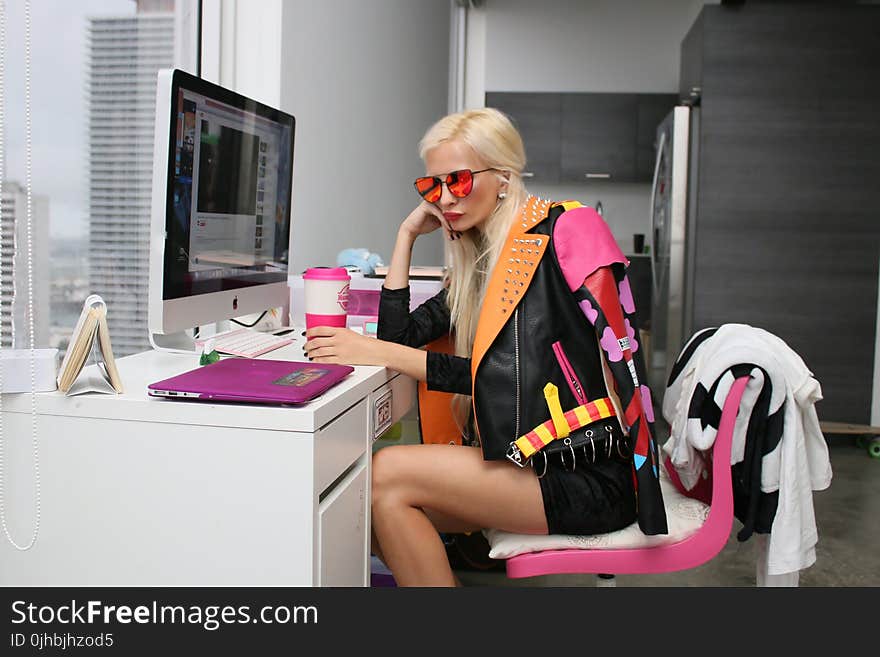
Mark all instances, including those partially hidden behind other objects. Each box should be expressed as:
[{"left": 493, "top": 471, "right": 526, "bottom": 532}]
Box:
[{"left": 149, "top": 69, "right": 295, "bottom": 337}]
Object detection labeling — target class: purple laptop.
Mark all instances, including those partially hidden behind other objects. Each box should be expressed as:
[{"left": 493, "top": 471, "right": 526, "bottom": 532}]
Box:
[{"left": 147, "top": 358, "right": 354, "bottom": 404}]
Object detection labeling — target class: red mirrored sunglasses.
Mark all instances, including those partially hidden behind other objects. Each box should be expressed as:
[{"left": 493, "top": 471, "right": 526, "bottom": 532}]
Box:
[{"left": 414, "top": 168, "right": 495, "bottom": 203}]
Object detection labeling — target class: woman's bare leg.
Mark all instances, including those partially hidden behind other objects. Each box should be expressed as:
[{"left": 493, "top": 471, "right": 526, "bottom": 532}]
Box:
[
  {"left": 371, "top": 444, "right": 547, "bottom": 587},
  {"left": 371, "top": 527, "right": 385, "bottom": 564},
  {"left": 373, "top": 523, "right": 466, "bottom": 586}
]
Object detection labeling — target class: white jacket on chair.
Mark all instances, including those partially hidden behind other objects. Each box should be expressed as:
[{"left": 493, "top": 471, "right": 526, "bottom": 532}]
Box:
[{"left": 662, "top": 324, "right": 832, "bottom": 581}]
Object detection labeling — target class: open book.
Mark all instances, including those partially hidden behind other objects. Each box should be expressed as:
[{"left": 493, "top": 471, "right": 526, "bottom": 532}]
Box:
[{"left": 57, "top": 294, "right": 124, "bottom": 395}]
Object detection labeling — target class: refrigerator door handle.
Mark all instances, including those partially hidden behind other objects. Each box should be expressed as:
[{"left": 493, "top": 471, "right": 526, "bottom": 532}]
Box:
[{"left": 649, "top": 130, "right": 666, "bottom": 298}]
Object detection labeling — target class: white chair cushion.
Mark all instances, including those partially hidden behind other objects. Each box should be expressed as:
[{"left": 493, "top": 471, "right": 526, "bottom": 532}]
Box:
[{"left": 484, "top": 469, "right": 710, "bottom": 559}]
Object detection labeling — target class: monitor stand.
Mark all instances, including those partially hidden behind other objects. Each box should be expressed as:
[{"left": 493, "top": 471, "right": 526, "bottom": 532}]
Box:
[
  {"left": 148, "top": 320, "right": 233, "bottom": 355},
  {"left": 149, "top": 304, "right": 290, "bottom": 355},
  {"left": 149, "top": 329, "right": 197, "bottom": 354}
]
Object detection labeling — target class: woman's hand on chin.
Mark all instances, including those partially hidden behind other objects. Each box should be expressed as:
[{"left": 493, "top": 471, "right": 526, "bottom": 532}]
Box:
[{"left": 401, "top": 201, "right": 460, "bottom": 240}]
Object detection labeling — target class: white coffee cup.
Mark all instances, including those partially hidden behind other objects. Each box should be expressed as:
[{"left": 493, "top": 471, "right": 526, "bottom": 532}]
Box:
[{"left": 303, "top": 267, "right": 351, "bottom": 330}]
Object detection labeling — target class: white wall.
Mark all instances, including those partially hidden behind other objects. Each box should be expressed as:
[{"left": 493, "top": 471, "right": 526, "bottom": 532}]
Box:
[
  {"left": 279, "top": 0, "right": 451, "bottom": 273},
  {"left": 468, "top": 0, "right": 714, "bottom": 253},
  {"left": 207, "top": 0, "right": 450, "bottom": 273},
  {"left": 206, "top": 0, "right": 712, "bottom": 265},
  {"left": 484, "top": 0, "right": 710, "bottom": 93}
]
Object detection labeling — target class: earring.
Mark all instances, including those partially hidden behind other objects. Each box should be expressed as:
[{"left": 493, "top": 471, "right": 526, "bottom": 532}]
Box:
[{"left": 498, "top": 192, "right": 507, "bottom": 199}]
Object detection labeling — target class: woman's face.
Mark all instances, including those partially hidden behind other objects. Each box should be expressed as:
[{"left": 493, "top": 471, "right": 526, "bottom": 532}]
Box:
[{"left": 423, "top": 139, "right": 506, "bottom": 234}]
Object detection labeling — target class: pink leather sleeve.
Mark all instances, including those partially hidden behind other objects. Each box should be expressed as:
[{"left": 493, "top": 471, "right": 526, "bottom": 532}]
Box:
[{"left": 552, "top": 205, "right": 628, "bottom": 292}]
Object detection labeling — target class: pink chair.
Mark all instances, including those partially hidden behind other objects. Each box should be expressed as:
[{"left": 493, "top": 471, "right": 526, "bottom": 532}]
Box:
[{"left": 505, "top": 375, "right": 750, "bottom": 581}]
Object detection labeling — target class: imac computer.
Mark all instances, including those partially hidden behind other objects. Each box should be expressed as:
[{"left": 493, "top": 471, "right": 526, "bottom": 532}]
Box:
[{"left": 148, "top": 69, "right": 295, "bottom": 347}]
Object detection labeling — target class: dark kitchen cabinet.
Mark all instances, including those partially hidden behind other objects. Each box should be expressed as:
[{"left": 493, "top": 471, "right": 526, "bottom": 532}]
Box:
[
  {"left": 484, "top": 92, "right": 561, "bottom": 183},
  {"left": 487, "top": 91, "right": 676, "bottom": 183},
  {"left": 561, "top": 93, "right": 637, "bottom": 182}
]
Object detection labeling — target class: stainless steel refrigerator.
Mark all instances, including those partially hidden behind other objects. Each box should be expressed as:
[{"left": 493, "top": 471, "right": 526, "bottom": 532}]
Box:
[{"left": 648, "top": 105, "right": 699, "bottom": 393}]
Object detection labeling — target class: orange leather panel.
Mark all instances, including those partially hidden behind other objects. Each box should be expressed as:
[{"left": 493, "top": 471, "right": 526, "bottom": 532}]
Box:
[
  {"left": 471, "top": 196, "right": 553, "bottom": 382},
  {"left": 417, "top": 334, "right": 463, "bottom": 445}
]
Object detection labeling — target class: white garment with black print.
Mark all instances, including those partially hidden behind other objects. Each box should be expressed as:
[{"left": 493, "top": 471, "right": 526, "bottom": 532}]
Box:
[{"left": 662, "top": 324, "right": 832, "bottom": 578}]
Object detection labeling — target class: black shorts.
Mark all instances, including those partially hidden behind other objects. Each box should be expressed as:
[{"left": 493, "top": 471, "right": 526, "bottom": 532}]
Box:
[{"left": 537, "top": 454, "right": 637, "bottom": 535}]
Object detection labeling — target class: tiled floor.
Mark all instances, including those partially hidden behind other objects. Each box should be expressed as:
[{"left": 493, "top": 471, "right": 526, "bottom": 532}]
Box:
[{"left": 454, "top": 439, "right": 880, "bottom": 587}]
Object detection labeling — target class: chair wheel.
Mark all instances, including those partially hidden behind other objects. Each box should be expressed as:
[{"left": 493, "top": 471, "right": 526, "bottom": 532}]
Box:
[
  {"left": 855, "top": 435, "right": 868, "bottom": 449},
  {"left": 868, "top": 438, "right": 880, "bottom": 460}
]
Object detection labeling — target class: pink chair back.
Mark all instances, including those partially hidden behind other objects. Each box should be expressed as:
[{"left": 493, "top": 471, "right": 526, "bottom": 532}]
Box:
[{"left": 505, "top": 375, "right": 750, "bottom": 578}]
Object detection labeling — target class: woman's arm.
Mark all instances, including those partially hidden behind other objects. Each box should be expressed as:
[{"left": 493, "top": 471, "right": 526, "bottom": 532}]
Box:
[
  {"left": 304, "top": 202, "right": 463, "bottom": 384},
  {"left": 377, "top": 287, "right": 451, "bottom": 348},
  {"left": 375, "top": 338, "right": 429, "bottom": 381},
  {"left": 384, "top": 200, "right": 451, "bottom": 290},
  {"left": 303, "top": 325, "right": 428, "bottom": 381},
  {"left": 383, "top": 226, "right": 417, "bottom": 291},
  {"left": 304, "top": 326, "right": 472, "bottom": 395}
]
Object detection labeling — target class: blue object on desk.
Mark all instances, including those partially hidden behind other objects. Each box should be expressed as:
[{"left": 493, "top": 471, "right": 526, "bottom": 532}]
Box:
[
  {"left": 363, "top": 318, "right": 379, "bottom": 337},
  {"left": 336, "top": 248, "right": 384, "bottom": 275}
]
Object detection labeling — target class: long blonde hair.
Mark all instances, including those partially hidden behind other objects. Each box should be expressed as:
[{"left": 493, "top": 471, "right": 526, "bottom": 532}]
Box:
[{"left": 418, "top": 108, "right": 529, "bottom": 438}]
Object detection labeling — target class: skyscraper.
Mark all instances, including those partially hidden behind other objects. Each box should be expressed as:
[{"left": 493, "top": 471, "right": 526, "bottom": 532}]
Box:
[
  {"left": 86, "top": 0, "right": 174, "bottom": 356},
  {"left": 1, "top": 181, "right": 50, "bottom": 349}
]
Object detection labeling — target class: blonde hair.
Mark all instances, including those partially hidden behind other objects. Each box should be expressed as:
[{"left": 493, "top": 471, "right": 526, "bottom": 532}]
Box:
[{"left": 418, "top": 108, "right": 529, "bottom": 439}]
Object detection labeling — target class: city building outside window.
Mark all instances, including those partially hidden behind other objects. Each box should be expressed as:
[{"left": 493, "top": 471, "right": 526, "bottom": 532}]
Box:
[{"left": 2, "top": 0, "right": 192, "bottom": 357}]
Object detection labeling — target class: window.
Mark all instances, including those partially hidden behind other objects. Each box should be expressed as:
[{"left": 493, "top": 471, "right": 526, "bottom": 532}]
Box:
[{"left": 2, "top": 0, "right": 194, "bottom": 356}]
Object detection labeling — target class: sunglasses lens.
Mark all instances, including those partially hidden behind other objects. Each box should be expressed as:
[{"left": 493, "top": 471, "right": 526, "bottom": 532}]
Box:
[
  {"left": 447, "top": 169, "right": 473, "bottom": 198},
  {"left": 415, "top": 176, "right": 441, "bottom": 203}
]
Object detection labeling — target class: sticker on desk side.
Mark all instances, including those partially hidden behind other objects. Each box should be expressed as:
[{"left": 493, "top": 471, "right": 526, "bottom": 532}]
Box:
[{"left": 373, "top": 389, "right": 393, "bottom": 440}]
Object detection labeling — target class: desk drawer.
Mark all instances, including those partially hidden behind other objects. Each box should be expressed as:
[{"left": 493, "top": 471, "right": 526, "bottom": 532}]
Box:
[
  {"left": 318, "top": 461, "right": 368, "bottom": 587},
  {"left": 314, "top": 398, "right": 368, "bottom": 496}
]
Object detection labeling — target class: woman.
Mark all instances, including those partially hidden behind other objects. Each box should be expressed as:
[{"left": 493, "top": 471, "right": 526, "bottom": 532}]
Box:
[{"left": 303, "top": 108, "right": 666, "bottom": 586}]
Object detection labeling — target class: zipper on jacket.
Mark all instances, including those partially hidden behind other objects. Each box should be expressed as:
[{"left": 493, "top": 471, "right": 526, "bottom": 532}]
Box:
[
  {"left": 552, "top": 340, "right": 587, "bottom": 405},
  {"left": 514, "top": 308, "right": 521, "bottom": 440}
]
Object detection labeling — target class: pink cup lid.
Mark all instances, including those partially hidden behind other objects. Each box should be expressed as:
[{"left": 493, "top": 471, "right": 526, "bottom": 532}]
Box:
[{"left": 303, "top": 266, "right": 351, "bottom": 281}]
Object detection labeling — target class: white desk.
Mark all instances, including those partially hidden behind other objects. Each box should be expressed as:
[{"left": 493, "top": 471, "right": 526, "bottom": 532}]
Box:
[{"left": 0, "top": 339, "right": 414, "bottom": 586}]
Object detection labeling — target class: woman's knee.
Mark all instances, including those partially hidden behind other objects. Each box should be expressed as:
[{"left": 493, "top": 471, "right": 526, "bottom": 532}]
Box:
[{"left": 371, "top": 445, "right": 410, "bottom": 507}]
